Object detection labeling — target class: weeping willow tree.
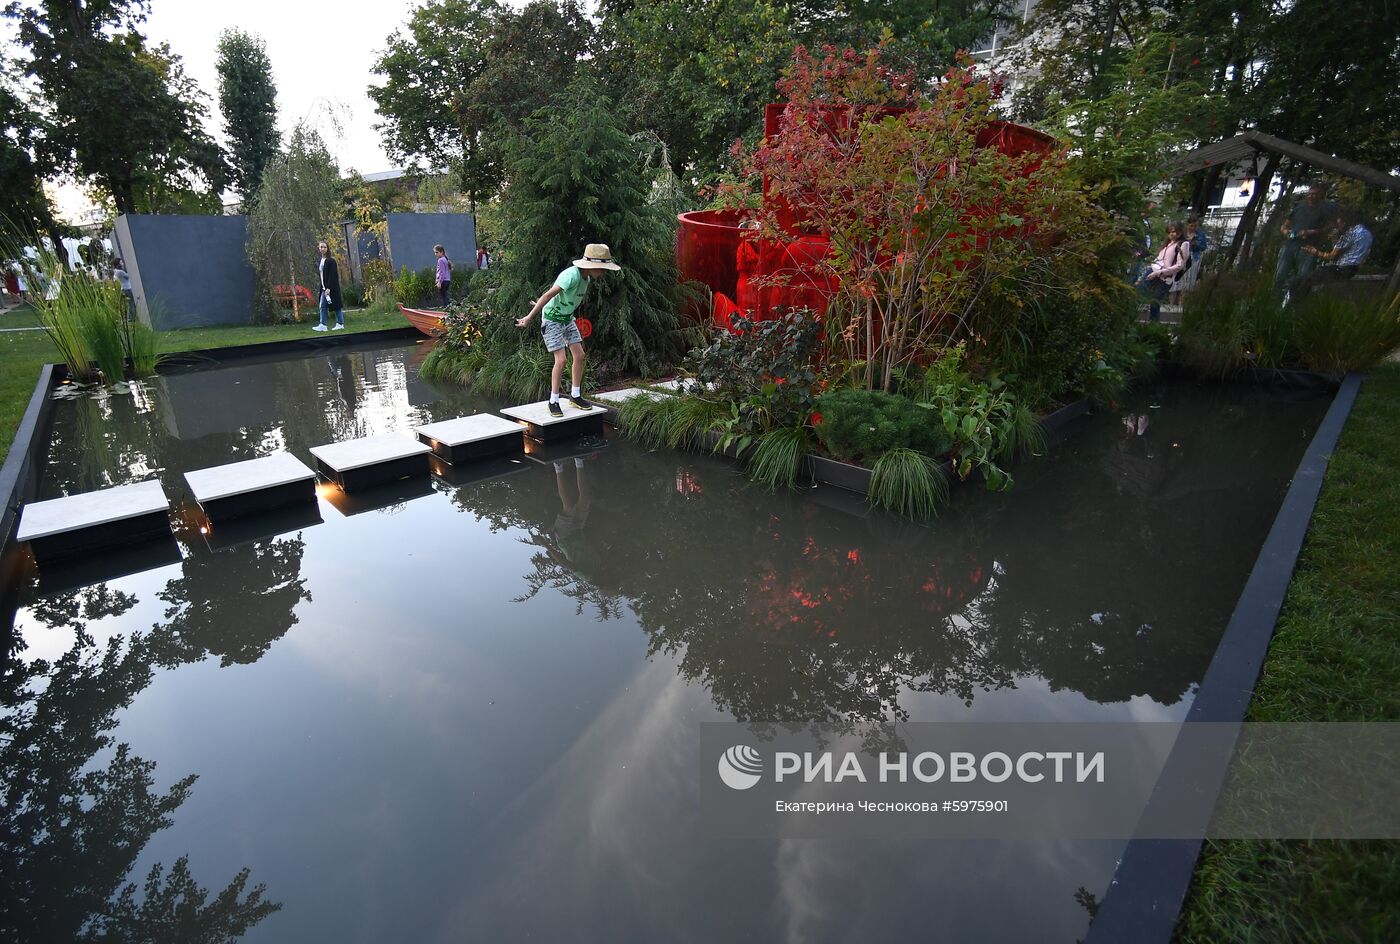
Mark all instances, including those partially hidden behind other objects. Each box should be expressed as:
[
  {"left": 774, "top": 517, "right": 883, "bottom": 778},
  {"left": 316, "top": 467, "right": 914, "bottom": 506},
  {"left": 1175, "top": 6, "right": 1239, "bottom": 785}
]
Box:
[
  {"left": 425, "top": 75, "right": 692, "bottom": 386},
  {"left": 244, "top": 124, "right": 341, "bottom": 322}
]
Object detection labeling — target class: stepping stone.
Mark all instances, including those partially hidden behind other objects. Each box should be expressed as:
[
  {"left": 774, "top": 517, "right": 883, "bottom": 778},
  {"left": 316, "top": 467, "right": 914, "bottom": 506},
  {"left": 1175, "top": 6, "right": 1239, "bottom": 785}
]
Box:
[
  {"left": 593, "top": 387, "right": 667, "bottom": 405},
  {"left": 646, "top": 378, "right": 711, "bottom": 394},
  {"left": 415, "top": 414, "right": 524, "bottom": 464},
  {"left": 309, "top": 434, "right": 431, "bottom": 492},
  {"left": 499, "top": 401, "right": 608, "bottom": 442},
  {"left": 184, "top": 452, "right": 317, "bottom": 520},
  {"left": 17, "top": 479, "right": 172, "bottom": 563}
]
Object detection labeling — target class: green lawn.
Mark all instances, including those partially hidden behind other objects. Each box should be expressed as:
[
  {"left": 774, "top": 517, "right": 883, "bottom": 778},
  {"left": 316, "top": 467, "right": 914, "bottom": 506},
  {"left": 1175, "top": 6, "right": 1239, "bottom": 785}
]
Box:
[
  {"left": 1177, "top": 364, "right": 1400, "bottom": 943},
  {"left": 0, "top": 306, "right": 410, "bottom": 457}
]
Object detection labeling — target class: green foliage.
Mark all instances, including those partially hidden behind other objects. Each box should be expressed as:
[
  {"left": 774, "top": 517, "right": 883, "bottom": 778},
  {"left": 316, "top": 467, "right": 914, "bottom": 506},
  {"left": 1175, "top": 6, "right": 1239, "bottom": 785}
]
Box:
[
  {"left": 746, "top": 425, "right": 810, "bottom": 490},
  {"left": 9, "top": 1, "right": 226, "bottom": 213},
  {"left": 370, "top": 0, "right": 592, "bottom": 208},
  {"left": 689, "top": 311, "right": 824, "bottom": 433},
  {"left": 215, "top": 29, "right": 280, "bottom": 198},
  {"left": 597, "top": 0, "right": 793, "bottom": 185},
  {"left": 903, "top": 345, "right": 1023, "bottom": 490},
  {"left": 1293, "top": 294, "right": 1400, "bottom": 375},
  {"left": 812, "top": 388, "right": 952, "bottom": 466},
  {"left": 420, "top": 306, "right": 559, "bottom": 400},
  {"left": 244, "top": 125, "right": 341, "bottom": 323},
  {"left": 360, "top": 258, "right": 393, "bottom": 304},
  {"left": 489, "top": 75, "right": 686, "bottom": 379},
  {"left": 619, "top": 393, "right": 725, "bottom": 451},
  {"left": 394, "top": 266, "right": 437, "bottom": 307},
  {"left": 869, "top": 447, "right": 947, "bottom": 520},
  {"left": 0, "top": 69, "right": 59, "bottom": 236},
  {"left": 340, "top": 283, "right": 366, "bottom": 309}
]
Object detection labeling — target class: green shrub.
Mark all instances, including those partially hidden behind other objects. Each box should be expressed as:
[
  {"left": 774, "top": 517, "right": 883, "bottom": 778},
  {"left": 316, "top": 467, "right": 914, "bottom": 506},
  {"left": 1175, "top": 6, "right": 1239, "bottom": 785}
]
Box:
[
  {"left": 813, "top": 388, "right": 952, "bottom": 465},
  {"left": 341, "top": 282, "right": 366, "bottom": 308},
  {"left": 1293, "top": 294, "right": 1400, "bottom": 374},
  {"left": 394, "top": 266, "right": 438, "bottom": 307}
]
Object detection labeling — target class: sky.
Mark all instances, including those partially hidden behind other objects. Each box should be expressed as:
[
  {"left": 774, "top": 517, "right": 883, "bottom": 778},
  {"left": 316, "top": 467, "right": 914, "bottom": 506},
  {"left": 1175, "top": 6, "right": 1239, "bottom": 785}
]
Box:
[{"left": 39, "top": 0, "right": 434, "bottom": 221}]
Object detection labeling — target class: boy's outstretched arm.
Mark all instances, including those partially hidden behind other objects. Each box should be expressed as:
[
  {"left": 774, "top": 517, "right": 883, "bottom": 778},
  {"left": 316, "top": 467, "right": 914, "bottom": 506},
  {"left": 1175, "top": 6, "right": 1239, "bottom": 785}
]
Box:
[{"left": 516, "top": 285, "right": 563, "bottom": 327}]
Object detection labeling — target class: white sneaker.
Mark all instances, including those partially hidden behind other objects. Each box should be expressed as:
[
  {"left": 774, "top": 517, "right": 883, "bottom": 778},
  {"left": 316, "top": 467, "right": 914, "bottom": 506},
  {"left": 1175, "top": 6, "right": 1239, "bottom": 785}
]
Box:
[
  {"left": 332, "top": 323, "right": 345, "bottom": 331},
  {"left": 312, "top": 324, "right": 329, "bottom": 332}
]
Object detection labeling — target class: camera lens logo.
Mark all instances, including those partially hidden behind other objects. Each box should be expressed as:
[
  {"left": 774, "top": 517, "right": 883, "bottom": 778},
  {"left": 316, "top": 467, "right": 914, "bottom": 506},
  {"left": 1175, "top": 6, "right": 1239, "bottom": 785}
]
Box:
[{"left": 718, "top": 745, "right": 764, "bottom": 790}]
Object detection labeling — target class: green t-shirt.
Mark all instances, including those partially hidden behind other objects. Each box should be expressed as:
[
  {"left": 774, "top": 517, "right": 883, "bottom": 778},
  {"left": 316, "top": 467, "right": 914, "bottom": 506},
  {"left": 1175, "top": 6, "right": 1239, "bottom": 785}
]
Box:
[{"left": 542, "top": 265, "right": 588, "bottom": 324}]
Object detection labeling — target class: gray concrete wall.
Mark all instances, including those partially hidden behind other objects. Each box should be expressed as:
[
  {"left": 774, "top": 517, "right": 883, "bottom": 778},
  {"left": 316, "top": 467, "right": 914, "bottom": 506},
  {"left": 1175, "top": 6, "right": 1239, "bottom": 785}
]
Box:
[
  {"left": 114, "top": 214, "right": 255, "bottom": 329},
  {"left": 386, "top": 212, "right": 476, "bottom": 274}
]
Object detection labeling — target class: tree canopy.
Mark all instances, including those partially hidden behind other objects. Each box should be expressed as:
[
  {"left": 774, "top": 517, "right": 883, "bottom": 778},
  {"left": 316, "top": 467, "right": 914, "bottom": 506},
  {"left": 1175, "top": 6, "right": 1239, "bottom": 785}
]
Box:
[
  {"left": 6, "top": 0, "right": 227, "bottom": 214},
  {"left": 216, "top": 28, "right": 280, "bottom": 199}
]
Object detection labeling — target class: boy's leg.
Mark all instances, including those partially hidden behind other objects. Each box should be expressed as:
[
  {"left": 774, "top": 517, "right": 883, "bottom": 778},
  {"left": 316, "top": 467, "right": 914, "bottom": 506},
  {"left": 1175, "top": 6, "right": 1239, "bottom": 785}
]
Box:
[
  {"left": 569, "top": 342, "right": 585, "bottom": 393},
  {"left": 551, "top": 349, "right": 567, "bottom": 397}
]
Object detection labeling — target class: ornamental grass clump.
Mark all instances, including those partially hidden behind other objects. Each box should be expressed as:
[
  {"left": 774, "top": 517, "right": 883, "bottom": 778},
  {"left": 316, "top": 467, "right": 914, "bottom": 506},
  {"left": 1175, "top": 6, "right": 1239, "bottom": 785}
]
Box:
[
  {"left": 869, "top": 447, "right": 948, "bottom": 519},
  {"left": 1292, "top": 294, "right": 1400, "bottom": 374}
]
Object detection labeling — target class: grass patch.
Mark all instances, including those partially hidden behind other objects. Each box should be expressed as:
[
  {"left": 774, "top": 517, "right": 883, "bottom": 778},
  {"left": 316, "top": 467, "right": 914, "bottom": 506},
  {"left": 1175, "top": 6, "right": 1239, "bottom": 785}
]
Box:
[{"left": 1176, "top": 365, "right": 1400, "bottom": 943}]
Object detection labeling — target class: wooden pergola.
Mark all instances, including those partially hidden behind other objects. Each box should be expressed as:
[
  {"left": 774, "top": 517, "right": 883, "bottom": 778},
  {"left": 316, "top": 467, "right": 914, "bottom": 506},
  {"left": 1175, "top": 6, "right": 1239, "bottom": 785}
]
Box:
[{"left": 1167, "top": 131, "right": 1400, "bottom": 295}]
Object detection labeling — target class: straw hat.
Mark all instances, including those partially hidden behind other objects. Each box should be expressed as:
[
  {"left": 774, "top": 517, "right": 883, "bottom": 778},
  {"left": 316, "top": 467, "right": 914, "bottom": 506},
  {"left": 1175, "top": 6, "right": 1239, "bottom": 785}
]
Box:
[{"left": 574, "top": 243, "right": 621, "bottom": 271}]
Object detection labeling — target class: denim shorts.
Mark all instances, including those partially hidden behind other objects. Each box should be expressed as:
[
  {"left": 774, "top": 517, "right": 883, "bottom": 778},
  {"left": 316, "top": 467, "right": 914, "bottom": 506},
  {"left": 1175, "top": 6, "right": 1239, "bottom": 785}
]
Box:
[{"left": 542, "top": 318, "right": 583, "bottom": 352}]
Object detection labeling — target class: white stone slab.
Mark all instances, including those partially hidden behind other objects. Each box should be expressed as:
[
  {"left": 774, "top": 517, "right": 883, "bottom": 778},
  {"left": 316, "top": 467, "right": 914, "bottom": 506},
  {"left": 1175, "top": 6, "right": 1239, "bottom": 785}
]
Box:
[
  {"left": 592, "top": 387, "right": 667, "bottom": 405},
  {"left": 309, "top": 434, "right": 431, "bottom": 472},
  {"left": 184, "top": 453, "right": 315, "bottom": 503},
  {"left": 499, "top": 400, "right": 610, "bottom": 428},
  {"left": 17, "top": 479, "right": 169, "bottom": 542},
  {"left": 415, "top": 414, "right": 522, "bottom": 446},
  {"left": 646, "top": 377, "right": 713, "bottom": 394}
]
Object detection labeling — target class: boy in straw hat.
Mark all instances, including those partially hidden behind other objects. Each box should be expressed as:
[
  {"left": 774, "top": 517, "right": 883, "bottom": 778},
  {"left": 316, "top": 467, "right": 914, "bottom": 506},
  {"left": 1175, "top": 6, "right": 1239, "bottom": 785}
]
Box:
[{"left": 516, "top": 243, "right": 621, "bottom": 416}]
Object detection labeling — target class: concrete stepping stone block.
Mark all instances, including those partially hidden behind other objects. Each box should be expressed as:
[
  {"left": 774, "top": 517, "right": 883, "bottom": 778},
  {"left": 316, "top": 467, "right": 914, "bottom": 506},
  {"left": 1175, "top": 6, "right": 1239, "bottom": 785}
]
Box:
[
  {"left": 17, "top": 479, "right": 171, "bottom": 563},
  {"left": 309, "top": 434, "right": 431, "bottom": 492},
  {"left": 415, "top": 414, "right": 524, "bottom": 464},
  {"left": 184, "top": 452, "right": 317, "bottom": 520}
]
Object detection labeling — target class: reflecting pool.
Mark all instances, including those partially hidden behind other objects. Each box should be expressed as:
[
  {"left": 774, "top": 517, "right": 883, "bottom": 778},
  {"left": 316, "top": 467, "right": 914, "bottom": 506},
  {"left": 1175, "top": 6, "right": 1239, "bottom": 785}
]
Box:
[{"left": 1, "top": 337, "right": 1330, "bottom": 942}]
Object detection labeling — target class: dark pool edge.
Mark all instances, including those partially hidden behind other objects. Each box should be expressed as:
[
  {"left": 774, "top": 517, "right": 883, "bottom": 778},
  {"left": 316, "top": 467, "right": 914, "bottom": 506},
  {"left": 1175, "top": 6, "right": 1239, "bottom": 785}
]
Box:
[
  {"left": 153, "top": 326, "right": 421, "bottom": 373},
  {"left": 1083, "top": 371, "right": 1365, "bottom": 944}
]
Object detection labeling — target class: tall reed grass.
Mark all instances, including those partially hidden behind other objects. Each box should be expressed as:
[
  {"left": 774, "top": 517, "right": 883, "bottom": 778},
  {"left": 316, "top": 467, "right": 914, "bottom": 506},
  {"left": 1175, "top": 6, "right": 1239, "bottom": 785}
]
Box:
[{"left": 1293, "top": 293, "right": 1400, "bottom": 374}]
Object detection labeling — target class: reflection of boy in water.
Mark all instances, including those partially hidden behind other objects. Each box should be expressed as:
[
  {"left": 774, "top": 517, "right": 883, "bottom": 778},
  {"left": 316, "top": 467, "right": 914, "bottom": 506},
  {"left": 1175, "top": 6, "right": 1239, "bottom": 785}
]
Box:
[{"left": 552, "top": 456, "right": 592, "bottom": 562}]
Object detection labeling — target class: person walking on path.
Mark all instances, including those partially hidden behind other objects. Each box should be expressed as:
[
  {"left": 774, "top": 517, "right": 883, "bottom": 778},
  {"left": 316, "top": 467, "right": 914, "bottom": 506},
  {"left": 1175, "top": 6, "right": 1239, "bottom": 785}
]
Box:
[
  {"left": 1136, "top": 221, "right": 1190, "bottom": 322},
  {"left": 1275, "top": 185, "right": 1337, "bottom": 292},
  {"left": 314, "top": 240, "right": 344, "bottom": 332},
  {"left": 434, "top": 244, "right": 452, "bottom": 307},
  {"left": 515, "top": 243, "right": 621, "bottom": 417}
]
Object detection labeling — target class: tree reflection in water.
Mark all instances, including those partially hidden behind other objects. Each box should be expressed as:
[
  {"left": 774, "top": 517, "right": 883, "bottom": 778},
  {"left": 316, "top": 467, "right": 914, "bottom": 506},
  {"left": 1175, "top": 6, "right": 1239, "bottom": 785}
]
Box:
[{"left": 0, "top": 541, "right": 297, "bottom": 940}]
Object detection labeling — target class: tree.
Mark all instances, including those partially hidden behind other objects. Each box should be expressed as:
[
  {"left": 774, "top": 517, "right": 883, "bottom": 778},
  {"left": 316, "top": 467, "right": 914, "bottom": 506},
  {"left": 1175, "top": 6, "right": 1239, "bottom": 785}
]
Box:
[
  {"left": 6, "top": 0, "right": 227, "bottom": 214},
  {"left": 439, "top": 75, "right": 687, "bottom": 379},
  {"left": 370, "top": 0, "right": 591, "bottom": 211},
  {"left": 596, "top": 0, "right": 794, "bottom": 185},
  {"left": 0, "top": 57, "right": 59, "bottom": 238},
  {"left": 216, "top": 29, "right": 280, "bottom": 199},
  {"left": 370, "top": 0, "right": 503, "bottom": 210},
  {"left": 244, "top": 124, "right": 341, "bottom": 322}
]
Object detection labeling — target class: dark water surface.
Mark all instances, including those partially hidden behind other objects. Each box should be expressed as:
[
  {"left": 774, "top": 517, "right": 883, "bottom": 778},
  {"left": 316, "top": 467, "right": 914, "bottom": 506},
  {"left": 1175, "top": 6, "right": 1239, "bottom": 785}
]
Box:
[{"left": 2, "top": 338, "right": 1328, "bottom": 942}]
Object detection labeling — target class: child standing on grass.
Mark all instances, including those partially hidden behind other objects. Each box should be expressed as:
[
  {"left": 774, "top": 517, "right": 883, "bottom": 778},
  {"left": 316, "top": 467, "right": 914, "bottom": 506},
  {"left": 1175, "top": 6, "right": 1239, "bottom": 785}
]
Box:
[{"left": 515, "top": 243, "right": 620, "bottom": 416}]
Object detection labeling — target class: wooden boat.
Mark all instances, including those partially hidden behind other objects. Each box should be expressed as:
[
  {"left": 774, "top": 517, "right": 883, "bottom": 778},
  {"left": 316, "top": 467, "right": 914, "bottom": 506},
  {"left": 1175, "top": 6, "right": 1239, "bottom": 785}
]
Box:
[{"left": 400, "top": 304, "right": 447, "bottom": 338}]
